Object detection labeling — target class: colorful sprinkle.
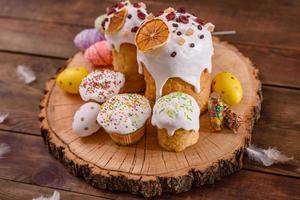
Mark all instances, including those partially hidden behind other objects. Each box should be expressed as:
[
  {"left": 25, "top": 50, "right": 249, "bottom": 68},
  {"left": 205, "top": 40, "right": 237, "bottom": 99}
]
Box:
[
  {"left": 79, "top": 69, "right": 125, "bottom": 103},
  {"left": 152, "top": 92, "right": 200, "bottom": 136},
  {"left": 97, "top": 94, "right": 151, "bottom": 134},
  {"left": 208, "top": 95, "right": 242, "bottom": 133}
]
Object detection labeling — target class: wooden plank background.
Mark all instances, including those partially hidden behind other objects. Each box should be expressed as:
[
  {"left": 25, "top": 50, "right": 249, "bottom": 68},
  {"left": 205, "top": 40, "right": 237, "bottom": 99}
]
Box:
[{"left": 0, "top": 0, "right": 299, "bottom": 199}]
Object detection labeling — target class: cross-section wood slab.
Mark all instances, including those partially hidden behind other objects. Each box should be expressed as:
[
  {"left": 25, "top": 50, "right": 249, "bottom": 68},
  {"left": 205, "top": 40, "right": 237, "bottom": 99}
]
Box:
[{"left": 39, "top": 38, "right": 262, "bottom": 197}]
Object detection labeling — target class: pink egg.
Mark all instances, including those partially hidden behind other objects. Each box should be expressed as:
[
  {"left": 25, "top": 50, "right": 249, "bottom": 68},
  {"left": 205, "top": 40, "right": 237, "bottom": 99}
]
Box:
[{"left": 84, "top": 41, "right": 113, "bottom": 66}]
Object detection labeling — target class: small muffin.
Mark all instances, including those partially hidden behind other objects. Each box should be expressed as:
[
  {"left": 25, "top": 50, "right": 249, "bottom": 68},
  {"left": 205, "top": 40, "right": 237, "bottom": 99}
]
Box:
[
  {"left": 152, "top": 92, "right": 200, "bottom": 152},
  {"left": 79, "top": 69, "right": 125, "bottom": 103},
  {"left": 97, "top": 93, "right": 151, "bottom": 145}
]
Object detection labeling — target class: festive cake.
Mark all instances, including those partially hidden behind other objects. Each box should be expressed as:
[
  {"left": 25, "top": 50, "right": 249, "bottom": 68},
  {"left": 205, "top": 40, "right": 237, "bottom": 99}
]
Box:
[
  {"left": 103, "top": 1, "right": 148, "bottom": 93},
  {"left": 40, "top": 1, "right": 263, "bottom": 196},
  {"left": 58, "top": 1, "right": 218, "bottom": 151},
  {"left": 97, "top": 93, "right": 151, "bottom": 145},
  {"left": 152, "top": 92, "right": 200, "bottom": 152},
  {"left": 135, "top": 7, "right": 213, "bottom": 113}
]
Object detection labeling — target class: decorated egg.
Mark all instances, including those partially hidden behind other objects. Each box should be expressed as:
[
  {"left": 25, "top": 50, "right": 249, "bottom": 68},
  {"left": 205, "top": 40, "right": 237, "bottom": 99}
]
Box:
[
  {"left": 94, "top": 14, "right": 106, "bottom": 33},
  {"left": 56, "top": 67, "right": 89, "bottom": 94},
  {"left": 73, "top": 28, "right": 105, "bottom": 51},
  {"left": 72, "top": 102, "right": 101, "bottom": 137},
  {"left": 84, "top": 41, "right": 113, "bottom": 66},
  {"left": 212, "top": 72, "right": 243, "bottom": 105}
]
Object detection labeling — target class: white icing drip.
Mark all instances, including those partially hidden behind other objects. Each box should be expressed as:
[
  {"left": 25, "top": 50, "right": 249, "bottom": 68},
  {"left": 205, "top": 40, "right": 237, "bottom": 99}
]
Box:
[
  {"left": 97, "top": 94, "right": 151, "bottom": 135},
  {"left": 152, "top": 92, "right": 200, "bottom": 136},
  {"left": 105, "top": 1, "right": 148, "bottom": 52},
  {"left": 136, "top": 11, "right": 214, "bottom": 99}
]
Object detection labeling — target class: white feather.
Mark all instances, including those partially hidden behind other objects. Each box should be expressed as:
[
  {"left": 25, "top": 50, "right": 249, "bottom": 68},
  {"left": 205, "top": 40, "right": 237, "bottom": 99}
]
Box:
[
  {"left": 0, "top": 143, "right": 11, "bottom": 158},
  {"left": 246, "top": 145, "right": 293, "bottom": 167},
  {"left": 16, "top": 65, "right": 36, "bottom": 84},
  {"left": 33, "top": 191, "right": 60, "bottom": 200},
  {"left": 0, "top": 112, "right": 9, "bottom": 123}
]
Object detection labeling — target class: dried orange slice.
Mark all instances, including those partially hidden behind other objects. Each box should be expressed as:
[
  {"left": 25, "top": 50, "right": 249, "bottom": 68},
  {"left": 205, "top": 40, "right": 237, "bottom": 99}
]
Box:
[
  {"left": 135, "top": 19, "right": 170, "bottom": 52},
  {"left": 106, "top": 8, "right": 127, "bottom": 34}
]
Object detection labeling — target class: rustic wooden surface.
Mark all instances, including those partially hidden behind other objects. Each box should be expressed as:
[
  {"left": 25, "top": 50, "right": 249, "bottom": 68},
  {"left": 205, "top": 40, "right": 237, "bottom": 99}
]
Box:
[{"left": 0, "top": 0, "right": 299, "bottom": 199}]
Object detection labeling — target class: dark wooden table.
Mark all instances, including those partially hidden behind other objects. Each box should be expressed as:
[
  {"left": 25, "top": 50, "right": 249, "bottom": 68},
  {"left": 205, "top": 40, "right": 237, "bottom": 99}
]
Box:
[{"left": 0, "top": 0, "right": 299, "bottom": 199}]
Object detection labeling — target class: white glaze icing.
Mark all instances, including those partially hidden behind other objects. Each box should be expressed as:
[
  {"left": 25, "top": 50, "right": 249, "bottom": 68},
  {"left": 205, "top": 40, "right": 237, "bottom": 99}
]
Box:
[
  {"left": 79, "top": 69, "right": 125, "bottom": 103},
  {"left": 97, "top": 94, "right": 151, "bottom": 134},
  {"left": 72, "top": 102, "right": 101, "bottom": 137},
  {"left": 136, "top": 9, "right": 214, "bottom": 99},
  {"left": 152, "top": 92, "right": 200, "bottom": 136},
  {"left": 104, "top": 1, "right": 148, "bottom": 52}
]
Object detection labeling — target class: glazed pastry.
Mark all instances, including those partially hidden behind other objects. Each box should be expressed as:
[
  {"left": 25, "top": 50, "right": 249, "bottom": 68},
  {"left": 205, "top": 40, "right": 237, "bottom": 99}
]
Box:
[
  {"left": 152, "top": 92, "right": 200, "bottom": 152},
  {"left": 72, "top": 102, "right": 101, "bottom": 137},
  {"left": 135, "top": 7, "right": 213, "bottom": 113},
  {"left": 79, "top": 69, "right": 125, "bottom": 103},
  {"left": 97, "top": 93, "right": 151, "bottom": 145},
  {"left": 102, "top": 0, "right": 148, "bottom": 93}
]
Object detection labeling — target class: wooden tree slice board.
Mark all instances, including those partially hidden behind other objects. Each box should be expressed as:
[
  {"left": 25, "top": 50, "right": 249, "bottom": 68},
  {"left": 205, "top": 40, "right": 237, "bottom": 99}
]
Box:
[{"left": 39, "top": 38, "right": 262, "bottom": 197}]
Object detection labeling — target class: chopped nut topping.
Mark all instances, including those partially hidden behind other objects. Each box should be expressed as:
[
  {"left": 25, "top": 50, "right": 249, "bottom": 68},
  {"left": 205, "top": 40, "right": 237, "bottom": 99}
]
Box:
[
  {"left": 164, "top": 7, "right": 175, "bottom": 14},
  {"left": 205, "top": 22, "right": 215, "bottom": 32},
  {"left": 185, "top": 28, "right": 194, "bottom": 36},
  {"left": 146, "top": 13, "right": 155, "bottom": 20},
  {"left": 176, "top": 37, "right": 185, "bottom": 45}
]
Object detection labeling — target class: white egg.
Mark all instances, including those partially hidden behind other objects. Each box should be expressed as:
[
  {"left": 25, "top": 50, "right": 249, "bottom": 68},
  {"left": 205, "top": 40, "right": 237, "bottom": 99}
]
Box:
[{"left": 72, "top": 102, "right": 101, "bottom": 137}]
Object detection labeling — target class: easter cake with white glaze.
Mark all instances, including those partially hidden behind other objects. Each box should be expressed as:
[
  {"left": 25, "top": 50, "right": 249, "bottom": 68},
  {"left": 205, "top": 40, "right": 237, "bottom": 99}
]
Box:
[
  {"left": 55, "top": 0, "right": 244, "bottom": 151},
  {"left": 103, "top": 1, "right": 149, "bottom": 93}
]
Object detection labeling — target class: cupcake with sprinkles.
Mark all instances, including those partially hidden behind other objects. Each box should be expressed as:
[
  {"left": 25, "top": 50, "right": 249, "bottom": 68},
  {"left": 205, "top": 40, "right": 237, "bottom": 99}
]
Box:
[
  {"left": 79, "top": 69, "right": 125, "bottom": 103},
  {"left": 97, "top": 93, "right": 151, "bottom": 145},
  {"left": 102, "top": 0, "right": 148, "bottom": 93},
  {"left": 152, "top": 92, "right": 200, "bottom": 152},
  {"left": 135, "top": 7, "right": 214, "bottom": 113}
]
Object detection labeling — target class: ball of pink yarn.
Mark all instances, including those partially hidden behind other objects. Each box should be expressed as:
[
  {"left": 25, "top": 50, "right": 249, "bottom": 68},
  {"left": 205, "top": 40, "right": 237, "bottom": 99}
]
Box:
[{"left": 84, "top": 41, "right": 113, "bottom": 66}]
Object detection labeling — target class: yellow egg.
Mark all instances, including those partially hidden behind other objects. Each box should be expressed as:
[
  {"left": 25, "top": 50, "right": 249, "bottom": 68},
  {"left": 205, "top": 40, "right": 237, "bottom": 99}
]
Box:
[
  {"left": 212, "top": 72, "right": 243, "bottom": 105},
  {"left": 56, "top": 67, "right": 89, "bottom": 94}
]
